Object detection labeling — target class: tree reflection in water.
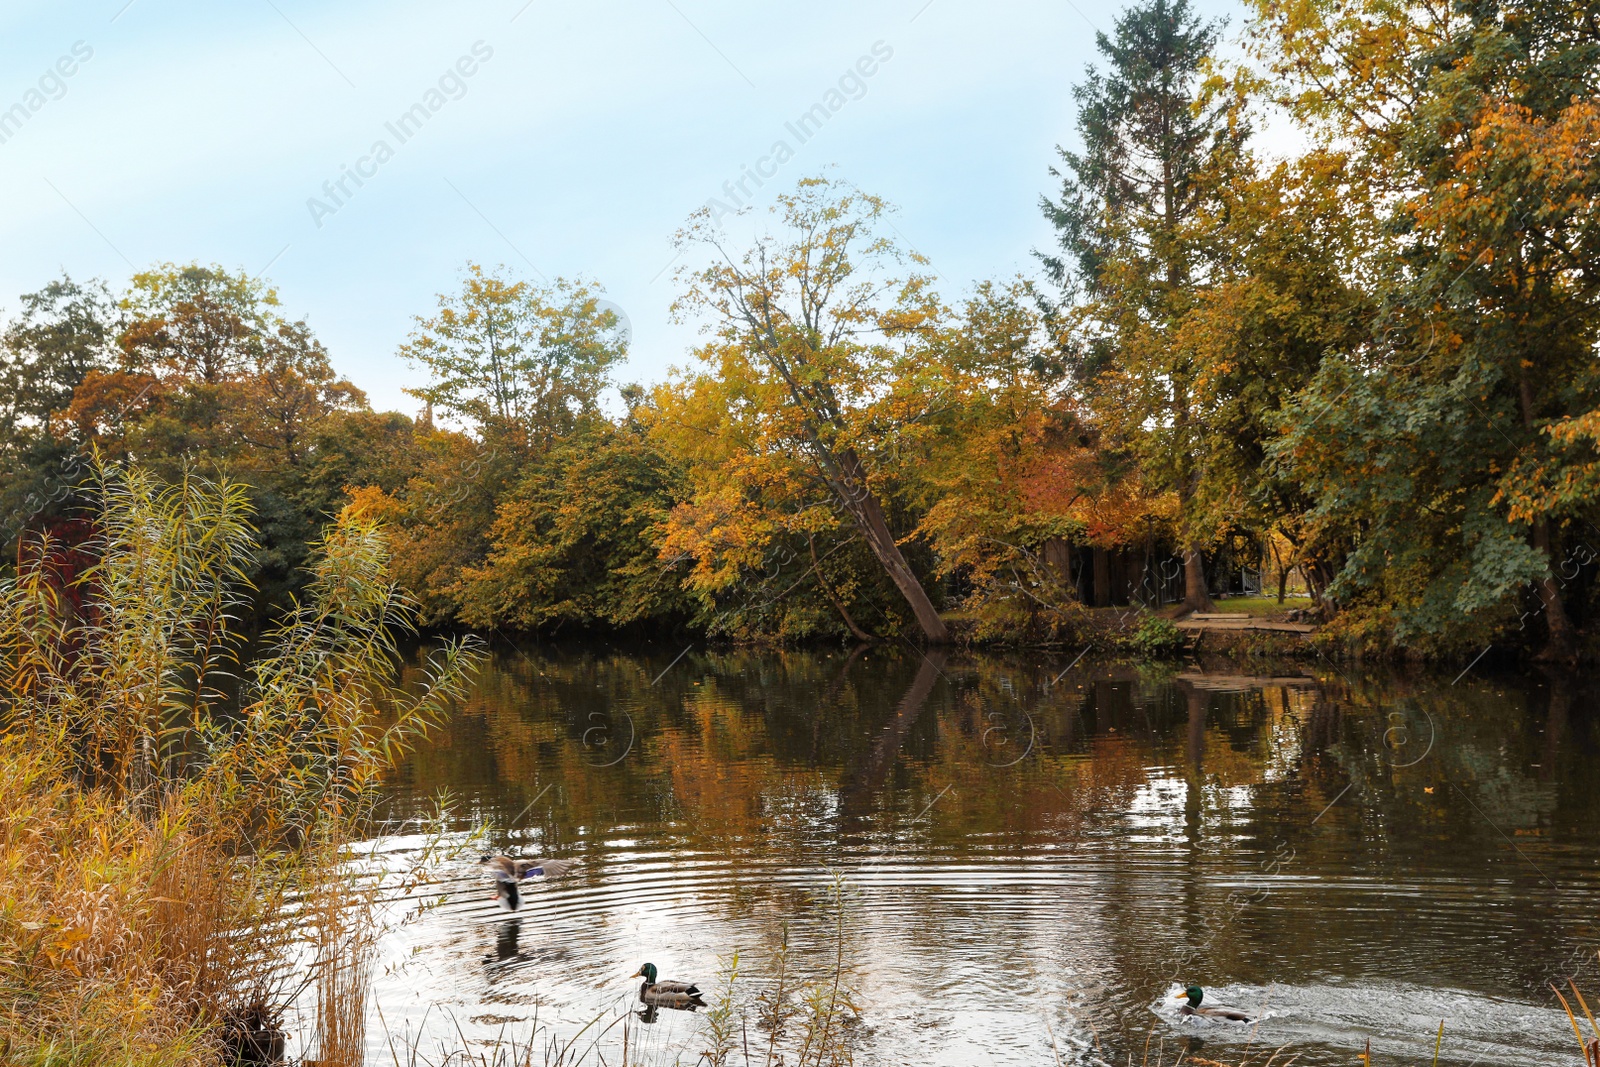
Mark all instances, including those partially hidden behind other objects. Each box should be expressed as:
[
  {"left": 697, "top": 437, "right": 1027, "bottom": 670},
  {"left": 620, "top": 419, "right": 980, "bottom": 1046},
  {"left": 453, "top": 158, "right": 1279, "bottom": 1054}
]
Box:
[{"left": 371, "top": 643, "right": 1599, "bottom": 1067}]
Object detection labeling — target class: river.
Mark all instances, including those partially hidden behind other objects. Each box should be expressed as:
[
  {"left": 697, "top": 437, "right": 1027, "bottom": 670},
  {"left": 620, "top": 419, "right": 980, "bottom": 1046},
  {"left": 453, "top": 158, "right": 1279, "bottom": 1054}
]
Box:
[{"left": 324, "top": 642, "right": 1600, "bottom": 1065}]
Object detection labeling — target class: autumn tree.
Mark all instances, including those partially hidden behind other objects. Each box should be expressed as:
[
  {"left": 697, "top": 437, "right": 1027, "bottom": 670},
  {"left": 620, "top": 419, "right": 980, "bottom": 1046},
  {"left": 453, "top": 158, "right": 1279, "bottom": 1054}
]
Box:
[
  {"left": 671, "top": 178, "right": 950, "bottom": 642},
  {"left": 1041, "top": 0, "right": 1239, "bottom": 612},
  {"left": 120, "top": 264, "right": 277, "bottom": 384},
  {"left": 647, "top": 345, "right": 903, "bottom": 641},
  {"left": 889, "top": 281, "right": 1116, "bottom": 639},
  {"left": 234, "top": 319, "right": 367, "bottom": 467},
  {"left": 1254, "top": 0, "right": 1600, "bottom": 656},
  {"left": 1172, "top": 137, "right": 1372, "bottom": 609},
  {"left": 400, "top": 264, "right": 626, "bottom": 453}
]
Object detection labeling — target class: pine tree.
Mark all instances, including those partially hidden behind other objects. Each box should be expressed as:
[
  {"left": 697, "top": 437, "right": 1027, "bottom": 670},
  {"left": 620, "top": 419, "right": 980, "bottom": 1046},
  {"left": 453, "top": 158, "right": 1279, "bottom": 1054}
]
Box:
[{"left": 1041, "top": 0, "right": 1235, "bottom": 612}]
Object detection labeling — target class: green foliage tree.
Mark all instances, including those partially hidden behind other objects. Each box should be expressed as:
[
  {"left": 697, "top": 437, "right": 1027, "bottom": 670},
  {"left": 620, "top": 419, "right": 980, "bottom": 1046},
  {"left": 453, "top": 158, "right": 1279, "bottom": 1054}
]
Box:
[
  {"left": 458, "top": 421, "right": 692, "bottom": 631},
  {"left": 0, "top": 275, "right": 122, "bottom": 552},
  {"left": 400, "top": 263, "right": 626, "bottom": 453}
]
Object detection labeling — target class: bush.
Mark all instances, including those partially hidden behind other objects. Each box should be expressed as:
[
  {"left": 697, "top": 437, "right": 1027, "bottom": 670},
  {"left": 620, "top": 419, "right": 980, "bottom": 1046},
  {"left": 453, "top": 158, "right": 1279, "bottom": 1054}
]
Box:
[{"left": 1129, "top": 613, "right": 1186, "bottom": 658}]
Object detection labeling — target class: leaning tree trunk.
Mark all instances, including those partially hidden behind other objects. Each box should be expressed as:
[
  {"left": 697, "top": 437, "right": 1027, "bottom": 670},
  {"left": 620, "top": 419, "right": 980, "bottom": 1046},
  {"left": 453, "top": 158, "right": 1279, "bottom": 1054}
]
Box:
[{"left": 816, "top": 442, "right": 949, "bottom": 643}]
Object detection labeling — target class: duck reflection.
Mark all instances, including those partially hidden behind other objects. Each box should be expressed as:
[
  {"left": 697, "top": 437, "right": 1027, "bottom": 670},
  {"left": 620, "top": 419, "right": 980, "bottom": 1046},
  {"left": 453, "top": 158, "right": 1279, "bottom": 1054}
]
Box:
[{"left": 484, "top": 918, "right": 530, "bottom": 968}]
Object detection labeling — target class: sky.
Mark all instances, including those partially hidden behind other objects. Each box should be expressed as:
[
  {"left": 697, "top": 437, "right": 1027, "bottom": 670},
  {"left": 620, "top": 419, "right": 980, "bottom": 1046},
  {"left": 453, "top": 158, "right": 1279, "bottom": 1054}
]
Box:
[{"left": 1, "top": 0, "right": 1242, "bottom": 416}]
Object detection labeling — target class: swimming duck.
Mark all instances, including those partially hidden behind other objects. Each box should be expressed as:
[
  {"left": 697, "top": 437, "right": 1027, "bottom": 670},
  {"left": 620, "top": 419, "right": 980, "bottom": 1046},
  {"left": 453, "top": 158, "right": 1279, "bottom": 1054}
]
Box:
[
  {"left": 1174, "top": 985, "right": 1252, "bottom": 1022},
  {"left": 631, "top": 962, "right": 706, "bottom": 1010},
  {"left": 476, "top": 853, "right": 579, "bottom": 911}
]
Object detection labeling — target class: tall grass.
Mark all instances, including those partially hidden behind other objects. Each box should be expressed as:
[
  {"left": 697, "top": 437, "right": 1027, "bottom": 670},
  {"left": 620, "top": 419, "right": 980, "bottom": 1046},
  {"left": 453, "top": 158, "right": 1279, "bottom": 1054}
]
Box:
[
  {"left": 1554, "top": 970, "right": 1600, "bottom": 1067},
  {"left": 311, "top": 887, "right": 378, "bottom": 1067},
  {"left": 0, "top": 461, "right": 480, "bottom": 1065}
]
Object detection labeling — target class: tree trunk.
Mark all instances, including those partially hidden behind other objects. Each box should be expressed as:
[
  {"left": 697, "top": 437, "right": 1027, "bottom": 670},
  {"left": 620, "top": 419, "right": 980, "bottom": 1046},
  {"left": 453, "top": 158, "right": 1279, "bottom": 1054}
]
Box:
[
  {"left": 1267, "top": 537, "right": 1289, "bottom": 603},
  {"left": 819, "top": 444, "right": 948, "bottom": 643},
  {"left": 1042, "top": 537, "right": 1077, "bottom": 603},
  {"left": 1177, "top": 547, "right": 1209, "bottom": 614},
  {"left": 1175, "top": 470, "right": 1215, "bottom": 614},
  {"left": 1518, "top": 374, "right": 1575, "bottom": 661},
  {"left": 1531, "top": 516, "right": 1576, "bottom": 661},
  {"left": 1092, "top": 548, "right": 1112, "bottom": 608},
  {"left": 1301, "top": 560, "right": 1332, "bottom": 610}
]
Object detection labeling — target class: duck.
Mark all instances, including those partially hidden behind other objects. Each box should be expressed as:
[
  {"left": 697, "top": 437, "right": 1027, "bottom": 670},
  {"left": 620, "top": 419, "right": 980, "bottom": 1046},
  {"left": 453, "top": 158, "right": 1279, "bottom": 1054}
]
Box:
[
  {"left": 631, "top": 962, "right": 707, "bottom": 1010},
  {"left": 476, "top": 853, "right": 579, "bottom": 911},
  {"left": 1174, "top": 985, "right": 1253, "bottom": 1022}
]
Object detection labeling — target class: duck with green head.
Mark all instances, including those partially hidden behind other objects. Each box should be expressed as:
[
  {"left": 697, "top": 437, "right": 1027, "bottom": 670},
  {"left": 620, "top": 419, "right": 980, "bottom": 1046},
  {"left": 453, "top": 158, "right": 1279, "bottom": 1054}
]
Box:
[
  {"left": 631, "top": 962, "right": 706, "bottom": 1010},
  {"left": 1174, "top": 985, "right": 1252, "bottom": 1022}
]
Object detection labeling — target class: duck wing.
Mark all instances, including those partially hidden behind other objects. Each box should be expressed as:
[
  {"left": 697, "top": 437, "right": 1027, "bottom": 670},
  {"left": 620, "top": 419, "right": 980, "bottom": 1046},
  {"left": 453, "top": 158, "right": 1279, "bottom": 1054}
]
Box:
[
  {"left": 640, "top": 988, "right": 706, "bottom": 1010},
  {"left": 1199, "top": 1007, "right": 1253, "bottom": 1022},
  {"left": 513, "top": 858, "right": 579, "bottom": 879},
  {"left": 650, "top": 979, "right": 701, "bottom": 995},
  {"left": 484, "top": 856, "right": 520, "bottom": 882}
]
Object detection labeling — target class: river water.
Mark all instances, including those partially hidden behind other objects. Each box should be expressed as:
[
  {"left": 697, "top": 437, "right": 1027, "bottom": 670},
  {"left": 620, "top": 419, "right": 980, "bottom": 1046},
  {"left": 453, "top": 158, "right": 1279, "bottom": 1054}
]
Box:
[{"left": 327, "top": 642, "right": 1600, "bottom": 1065}]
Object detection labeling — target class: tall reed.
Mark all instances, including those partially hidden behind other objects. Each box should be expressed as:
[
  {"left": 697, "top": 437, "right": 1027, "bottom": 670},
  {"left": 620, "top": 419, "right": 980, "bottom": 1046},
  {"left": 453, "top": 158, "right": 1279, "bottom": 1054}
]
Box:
[
  {"left": 0, "top": 461, "right": 480, "bottom": 1065},
  {"left": 1553, "top": 969, "right": 1600, "bottom": 1067}
]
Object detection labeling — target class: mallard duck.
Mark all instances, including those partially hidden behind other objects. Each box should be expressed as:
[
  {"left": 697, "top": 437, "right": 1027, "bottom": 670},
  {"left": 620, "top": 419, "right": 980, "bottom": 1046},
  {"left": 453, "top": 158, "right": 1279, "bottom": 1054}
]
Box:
[
  {"left": 1174, "top": 985, "right": 1252, "bottom": 1022},
  {"left": 631, "top": 962, "right": 706, "bottom": 1010},
  {"left": 476, "top": 853, "right": 579, "bottom": 911}
]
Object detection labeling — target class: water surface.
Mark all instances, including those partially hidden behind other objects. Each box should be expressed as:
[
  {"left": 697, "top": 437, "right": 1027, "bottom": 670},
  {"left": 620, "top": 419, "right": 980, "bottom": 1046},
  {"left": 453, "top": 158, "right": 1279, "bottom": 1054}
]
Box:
[{"left": 332, "top": 644, "right": 1600, "bottom": 1065}]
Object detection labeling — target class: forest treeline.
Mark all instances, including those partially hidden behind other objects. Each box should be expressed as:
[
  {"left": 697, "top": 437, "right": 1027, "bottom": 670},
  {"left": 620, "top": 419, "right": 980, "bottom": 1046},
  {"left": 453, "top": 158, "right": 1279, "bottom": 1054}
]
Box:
[{"left": 7, "top": 0, "right": 1600, "bottom": 659}]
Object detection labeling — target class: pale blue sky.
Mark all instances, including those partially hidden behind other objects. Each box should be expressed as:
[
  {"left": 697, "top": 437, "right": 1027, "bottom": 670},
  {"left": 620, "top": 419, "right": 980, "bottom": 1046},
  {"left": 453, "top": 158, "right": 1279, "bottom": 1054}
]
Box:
[{"left": 1, "top": 0, "right": 1240, "bottom": 415}]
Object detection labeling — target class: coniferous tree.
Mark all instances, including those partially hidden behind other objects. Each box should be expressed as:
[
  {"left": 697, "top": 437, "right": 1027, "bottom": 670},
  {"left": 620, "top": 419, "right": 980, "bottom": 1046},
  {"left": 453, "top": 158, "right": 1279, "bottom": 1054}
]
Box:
[{"left": 1042, "top": 0, "right": 1235, "bottom": 611}]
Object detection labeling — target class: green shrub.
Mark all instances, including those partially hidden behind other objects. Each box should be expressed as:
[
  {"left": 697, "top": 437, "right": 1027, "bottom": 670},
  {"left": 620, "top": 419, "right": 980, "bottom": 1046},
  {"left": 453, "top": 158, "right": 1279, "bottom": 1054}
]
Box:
[{"left": 1129, "top": 614, "right": 1186, "bottom": 658}]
